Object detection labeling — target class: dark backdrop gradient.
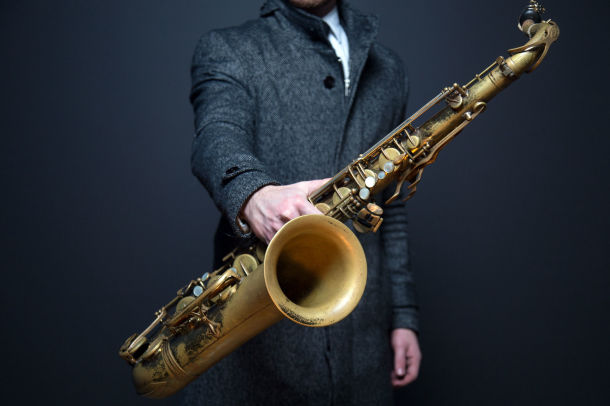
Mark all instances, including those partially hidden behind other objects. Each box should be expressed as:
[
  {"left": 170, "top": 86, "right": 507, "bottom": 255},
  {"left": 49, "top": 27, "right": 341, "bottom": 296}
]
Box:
[{"left": 1, "top": 0, "right": 609, "bottom": 405}]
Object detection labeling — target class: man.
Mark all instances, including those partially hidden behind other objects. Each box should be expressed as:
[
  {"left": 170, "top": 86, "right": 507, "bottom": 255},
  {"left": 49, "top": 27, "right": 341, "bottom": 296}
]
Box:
[{"left": 187, "top": 0, "right": 420, "bottom": 404}]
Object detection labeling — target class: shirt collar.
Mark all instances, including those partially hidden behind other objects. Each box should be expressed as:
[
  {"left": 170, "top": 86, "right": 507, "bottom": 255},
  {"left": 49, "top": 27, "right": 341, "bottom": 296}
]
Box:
[{"left": 321, "top": 6, "right": 342, "bottom": 39}]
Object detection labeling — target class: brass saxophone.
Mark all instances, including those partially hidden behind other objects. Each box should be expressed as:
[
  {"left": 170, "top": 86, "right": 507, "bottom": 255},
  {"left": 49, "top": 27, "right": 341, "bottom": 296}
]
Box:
[{"left": 119, "top": 1, "right": 559, "bottom": 398}]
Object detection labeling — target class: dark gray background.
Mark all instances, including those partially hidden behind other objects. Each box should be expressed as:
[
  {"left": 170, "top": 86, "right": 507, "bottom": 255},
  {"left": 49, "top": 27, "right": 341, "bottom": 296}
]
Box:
[{"left": 1, "top": 0, "right": 609, "bottom": 405}]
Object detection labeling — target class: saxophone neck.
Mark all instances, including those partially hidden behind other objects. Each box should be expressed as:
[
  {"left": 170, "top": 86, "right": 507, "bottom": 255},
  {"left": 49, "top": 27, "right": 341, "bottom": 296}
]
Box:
[{"left": 508, "top": 1, "right": 560, "bottom": 74}]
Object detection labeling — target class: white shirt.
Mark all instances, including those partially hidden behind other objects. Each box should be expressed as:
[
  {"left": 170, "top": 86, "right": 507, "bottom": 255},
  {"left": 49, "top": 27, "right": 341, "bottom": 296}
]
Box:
[{"left": 322, "top": 7, "right": 350, "bottom": 95}]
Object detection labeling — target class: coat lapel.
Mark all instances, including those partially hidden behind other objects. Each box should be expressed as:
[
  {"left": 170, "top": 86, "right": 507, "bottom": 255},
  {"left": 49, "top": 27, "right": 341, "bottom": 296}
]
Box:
[{"left": 339, "top": 1, "right": 379, "bottom": 111}]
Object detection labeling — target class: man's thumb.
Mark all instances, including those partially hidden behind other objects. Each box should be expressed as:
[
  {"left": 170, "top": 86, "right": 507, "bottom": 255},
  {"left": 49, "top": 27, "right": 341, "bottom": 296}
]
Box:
[{"left": 394, "top": 345, "right": 406, "bottom": 377}]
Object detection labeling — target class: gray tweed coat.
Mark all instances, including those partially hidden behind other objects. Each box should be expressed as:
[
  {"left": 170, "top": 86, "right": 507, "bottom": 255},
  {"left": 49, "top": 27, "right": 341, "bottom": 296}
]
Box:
[{"left": 186, "top": 1, "right": 418, "bottom": 404}]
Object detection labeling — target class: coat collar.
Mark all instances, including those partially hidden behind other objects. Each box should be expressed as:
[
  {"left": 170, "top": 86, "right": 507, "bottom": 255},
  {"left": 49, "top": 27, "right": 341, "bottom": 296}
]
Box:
[
  {"left": 260, "top": 0, "right": 378, "bottom": 46},
  {"left": 260, "top": 0, "right": 378, "bottom": 106},
  {"left": 261, "top": 0, "right": 327, "bottom": 40}
]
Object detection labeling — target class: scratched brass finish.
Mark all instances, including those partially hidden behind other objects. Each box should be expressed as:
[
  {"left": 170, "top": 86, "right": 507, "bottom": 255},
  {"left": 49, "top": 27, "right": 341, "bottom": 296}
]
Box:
[
  {"left": 120, "top": 215, "right": 366, "bottom": 398},
  {"left": 120, "top": 2, "right": 559, "bottom": 398},
  {"left": 309, "top": 6, "right": 559, "bottom": 217}
]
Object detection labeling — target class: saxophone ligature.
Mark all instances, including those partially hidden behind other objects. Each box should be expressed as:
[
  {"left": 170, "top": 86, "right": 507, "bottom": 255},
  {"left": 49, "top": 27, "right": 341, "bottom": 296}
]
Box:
[{"left": 119, "top": 1, "right": 559, "bottom": 398}]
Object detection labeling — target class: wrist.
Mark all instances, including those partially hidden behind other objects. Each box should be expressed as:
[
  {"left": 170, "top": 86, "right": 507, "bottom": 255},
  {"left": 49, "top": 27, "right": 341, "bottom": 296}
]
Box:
[{"left": 236, "top": 183, "right": 279, "bottom": 236}]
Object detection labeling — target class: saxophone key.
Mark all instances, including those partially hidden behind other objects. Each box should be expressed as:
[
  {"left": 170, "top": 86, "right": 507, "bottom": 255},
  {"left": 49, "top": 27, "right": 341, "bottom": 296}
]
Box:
[
  {"left": 354, "top": 169, "right": 376, "bottom": 188},
  {"left": 376, "top": 147, "right": 400, "bottom": 170},
  {"left": 332, "top": 186, "right": 352, "bottom": 205},
  {"left": 383, "top": 161, "right": 395, "bottom": 174},
  {"left": 315, "top": 202, "right": 331, "bottom": 214},
  {"left": 358, "top": 187, "right": 370, "bottom": 201},
  {"left": 233, "top": 254, "right": 258, "bottom": 276}
]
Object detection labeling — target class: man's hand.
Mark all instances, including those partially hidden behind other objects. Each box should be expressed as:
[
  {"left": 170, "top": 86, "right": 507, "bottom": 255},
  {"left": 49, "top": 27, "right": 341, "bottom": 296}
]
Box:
[
  {"left": 241, "top": 179, "right": 330, "bottom": 244},
  {"left": 391, "top": 328, "right": 421, "bottom": 387}
]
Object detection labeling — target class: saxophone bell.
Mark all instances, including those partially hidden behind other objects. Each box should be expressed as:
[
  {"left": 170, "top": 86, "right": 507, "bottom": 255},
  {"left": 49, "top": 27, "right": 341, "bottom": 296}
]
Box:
[
  {"left": 264, "top": 215, "right": 367, "bottom": 327},
  {"left": 124, "top": 215, "right": 367, "bottom": 399}
]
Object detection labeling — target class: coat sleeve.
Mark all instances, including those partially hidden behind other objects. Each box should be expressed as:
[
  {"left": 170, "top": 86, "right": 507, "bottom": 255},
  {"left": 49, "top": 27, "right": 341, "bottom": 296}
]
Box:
[
  {"left": 190, "top": 31, "right": 279, "bottom": 237},
  {"left": 380, "top": 64, "right": 420, "bottom": 333}
]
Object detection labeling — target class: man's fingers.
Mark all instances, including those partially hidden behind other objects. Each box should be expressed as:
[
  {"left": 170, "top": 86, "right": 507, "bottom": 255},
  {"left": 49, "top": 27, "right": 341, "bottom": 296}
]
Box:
[
  {"left": 390, "top": 329, "right": 421, "bottom": 387},
  {"left": 398, "top": 352, "right": 421, "bottom": 386},
  {"left": 409, "top": 353, "right": 421, "bottom": 379},
  {"left": 302, "top": 178, "right": 331, "bottom": 194},
  {"left": 298, "top": 201, "right": 323, "bottom": 215},
  {"left": 278, "top": 207, "right": 300, "bottom": 222},
  {"left": 391, "top": 372, "right": 408, "bottom": 387},
  {"left": 243, "top": 179, "right": 332, "bottom": 244},
  {"left": 252, "top": 218, "right": 285, "bottom": 245},
  {"left": 391, "top": 368, "right": 411, "bottom": 387},
  {"left": 401, "top": 365, "right": 419, "bottom": 385},
  {"left": 391, "top": 362, "right": 417, "bottom": 387},
  {"left": 405, "top": 341, "right": 421, "bottom": 381},
  {"left": 251, "top": 223, "right": 272, "bottom": 245},
  {"left": 393, "top": 345, "right": 407, "bottom": 378},
  {"left": 298, "top": 178, "right": 331, "bottom": 215}
]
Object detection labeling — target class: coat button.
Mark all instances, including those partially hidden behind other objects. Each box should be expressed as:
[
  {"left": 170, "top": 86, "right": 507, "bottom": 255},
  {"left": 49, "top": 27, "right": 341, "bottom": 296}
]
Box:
[
  {"left": 225, "top": 166, "right": 239, "bottom": 175},
  {"left": 324, "top": 75, "right": 335, "bottom": 89}
]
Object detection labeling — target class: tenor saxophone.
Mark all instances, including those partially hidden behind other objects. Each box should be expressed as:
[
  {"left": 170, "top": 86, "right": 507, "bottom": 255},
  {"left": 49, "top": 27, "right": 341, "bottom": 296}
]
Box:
[{"left": 119, "top": 1, "right": 559, "bottom": 398}]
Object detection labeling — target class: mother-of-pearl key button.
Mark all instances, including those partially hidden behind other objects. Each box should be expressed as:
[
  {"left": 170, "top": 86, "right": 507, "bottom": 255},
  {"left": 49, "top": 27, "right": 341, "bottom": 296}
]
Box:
[
  {"left": 383, "top": 162, "right": 395, "bottom": 174},
  {"left": 359, "top": 188, "right": 370, "bottom": 200}
]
